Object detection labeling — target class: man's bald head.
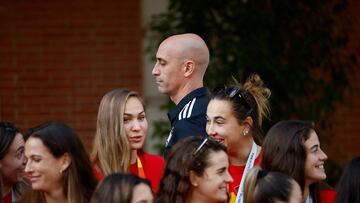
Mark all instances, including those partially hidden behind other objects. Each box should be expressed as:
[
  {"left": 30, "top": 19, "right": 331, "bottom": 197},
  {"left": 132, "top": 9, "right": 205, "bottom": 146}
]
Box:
[
  {"left": 153, "top": 33, "right": 210, "bottom": 103},
  {"left": 160, "top": 33, "right": 209, "bottom": 77}
]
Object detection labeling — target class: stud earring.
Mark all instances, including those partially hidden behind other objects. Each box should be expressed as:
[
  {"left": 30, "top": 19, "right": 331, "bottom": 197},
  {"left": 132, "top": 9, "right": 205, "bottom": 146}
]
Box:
[{"left": 243, "top": 129, "right": 249, "bottom": 136}]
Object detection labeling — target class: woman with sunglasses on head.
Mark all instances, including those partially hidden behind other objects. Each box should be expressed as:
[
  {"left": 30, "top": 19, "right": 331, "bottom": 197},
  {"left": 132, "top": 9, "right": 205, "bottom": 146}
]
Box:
[
  {"left": 0, "top": 122, "right": 28, "bottom": 203},
  {"left": 206, "top": 74, "right": 271, "bottom": 203},
  {"left": 156, "top": 136, "right": 233, "bottom": 203},
  {"left": 24, "top": 122, "right": 97, "bottom": 203},
  {"left": 261, "top": 120, "right": 335, "bottom": 203},
  {"left": 92, "top": 88, "right": 164, "bottom": 193}
]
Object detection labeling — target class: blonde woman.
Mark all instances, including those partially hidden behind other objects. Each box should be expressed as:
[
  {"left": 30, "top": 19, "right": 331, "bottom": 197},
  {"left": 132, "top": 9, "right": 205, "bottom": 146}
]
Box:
[{"left": 92, "top": 88, "right": 164, "bottom": 193}]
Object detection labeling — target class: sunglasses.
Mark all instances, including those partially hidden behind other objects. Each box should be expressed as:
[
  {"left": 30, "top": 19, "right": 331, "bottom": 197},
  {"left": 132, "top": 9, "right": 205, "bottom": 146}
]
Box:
[
  {"left": 193, "top": 138, "right": 209, "bottom": 156},
  {"left": 225, "top": 87, "right": 253, "bottom": 115}
]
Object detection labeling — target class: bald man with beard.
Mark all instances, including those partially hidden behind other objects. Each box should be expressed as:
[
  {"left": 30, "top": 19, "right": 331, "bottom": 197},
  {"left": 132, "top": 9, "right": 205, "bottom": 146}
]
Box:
[{"left": 152, "top": 33, "right": 210, "bottom": 157}]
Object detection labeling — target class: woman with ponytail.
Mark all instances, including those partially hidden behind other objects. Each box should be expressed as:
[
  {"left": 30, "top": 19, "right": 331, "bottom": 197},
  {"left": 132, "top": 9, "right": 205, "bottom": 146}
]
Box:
[{"left": 206, "top": 74, "right": 271, "bottom": 203}]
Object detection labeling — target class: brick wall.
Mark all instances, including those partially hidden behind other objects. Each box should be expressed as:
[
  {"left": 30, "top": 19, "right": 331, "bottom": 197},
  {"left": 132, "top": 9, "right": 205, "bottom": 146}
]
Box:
[
  {"left": 0, "top": 1, "right": 359, "bottom": 165},
  {"left": 0, "top": 1, "right": 141, "bottom": 150},
  {"left": 325, "top": 0, "right": 360, "bottom": 166}
]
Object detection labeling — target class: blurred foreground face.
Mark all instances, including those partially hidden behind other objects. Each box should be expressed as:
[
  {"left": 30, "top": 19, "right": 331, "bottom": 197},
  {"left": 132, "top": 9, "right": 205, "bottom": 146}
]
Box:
[
  {"left": 131, "top": 183, "right": 154, "bottom": 203},
  {"left": 0, "top": 133, "right": 26, "bottom": 185},
  {"left": 287, "top": 179, "right": 303, "bottom": 203},
  {"left": 24, "top": 137, "right": 65, "bottom": 192},
  {"left": 192, "top": 150, "right": 233, "bottom": 202}
]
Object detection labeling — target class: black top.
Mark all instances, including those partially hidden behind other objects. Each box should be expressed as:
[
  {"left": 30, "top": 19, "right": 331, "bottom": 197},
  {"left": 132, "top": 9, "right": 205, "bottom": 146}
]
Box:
[{"left": 164, "top": 87, "right": 210, "bottom": 157}]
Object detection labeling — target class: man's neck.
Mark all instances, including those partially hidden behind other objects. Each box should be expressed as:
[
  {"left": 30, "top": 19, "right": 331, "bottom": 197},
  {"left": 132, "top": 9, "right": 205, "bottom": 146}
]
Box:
[{"left": 171, "top": 84, "right": 203, "bottom": 105}]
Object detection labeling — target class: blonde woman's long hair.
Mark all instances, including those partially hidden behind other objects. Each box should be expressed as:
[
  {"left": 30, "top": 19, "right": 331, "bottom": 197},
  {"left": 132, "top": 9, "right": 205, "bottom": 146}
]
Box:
[{"left": 92, "top": 88, "right": 141, "bottom": 175}]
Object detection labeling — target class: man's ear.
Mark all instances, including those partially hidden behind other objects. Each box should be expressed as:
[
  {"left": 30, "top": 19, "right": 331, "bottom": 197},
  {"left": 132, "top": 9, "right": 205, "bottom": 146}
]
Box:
[
  {"left": 189, "top": 170, "right": 200, "bottom": 187},
  {"left": 59, "top": 153, "right": 71, "bottom": 173},
  {"left": 183, "top": 60, "right": 195, "bottom": 77}
]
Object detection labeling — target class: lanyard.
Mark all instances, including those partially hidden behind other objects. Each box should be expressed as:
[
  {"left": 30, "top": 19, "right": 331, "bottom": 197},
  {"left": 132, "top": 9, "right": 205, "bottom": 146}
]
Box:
[
  {"left": 235, "top": 141, "right": 258, "bottom": 203},
  {"left": 137, "top": 157, "right": 146, "bottom": 179},
  {"left": 306, "top": 195, "right": 313, "bottom": 203}
]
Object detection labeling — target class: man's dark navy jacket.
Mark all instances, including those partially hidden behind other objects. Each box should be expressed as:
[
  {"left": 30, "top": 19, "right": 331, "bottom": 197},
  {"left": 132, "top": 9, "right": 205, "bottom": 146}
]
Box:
[{"left": 164, "top": 87, "right": 209, "bottom": 157}]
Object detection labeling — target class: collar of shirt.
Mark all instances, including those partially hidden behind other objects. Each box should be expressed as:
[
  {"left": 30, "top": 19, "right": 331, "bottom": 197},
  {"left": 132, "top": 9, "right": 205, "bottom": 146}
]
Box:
[{"left": 167, "top": 87, "right": 209, "bottom": 122}]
